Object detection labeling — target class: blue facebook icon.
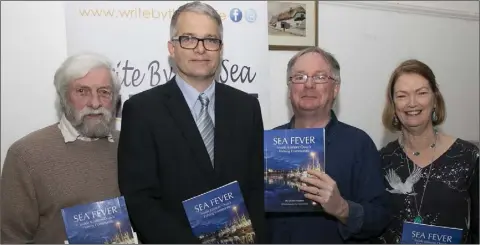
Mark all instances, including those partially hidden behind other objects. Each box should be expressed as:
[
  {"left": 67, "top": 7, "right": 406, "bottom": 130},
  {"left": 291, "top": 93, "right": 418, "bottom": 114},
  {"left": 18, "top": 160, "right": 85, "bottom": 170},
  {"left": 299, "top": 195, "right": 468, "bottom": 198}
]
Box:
[{"left": 229, "top": 8, "right": 243, "bottom": 22}]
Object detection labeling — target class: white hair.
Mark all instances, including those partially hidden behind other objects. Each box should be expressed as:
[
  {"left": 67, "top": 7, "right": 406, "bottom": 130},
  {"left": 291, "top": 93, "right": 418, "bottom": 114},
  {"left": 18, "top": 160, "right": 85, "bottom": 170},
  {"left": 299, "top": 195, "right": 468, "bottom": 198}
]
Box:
[{"left": 53, "top": 52, "right": 121, "bottom": 119}]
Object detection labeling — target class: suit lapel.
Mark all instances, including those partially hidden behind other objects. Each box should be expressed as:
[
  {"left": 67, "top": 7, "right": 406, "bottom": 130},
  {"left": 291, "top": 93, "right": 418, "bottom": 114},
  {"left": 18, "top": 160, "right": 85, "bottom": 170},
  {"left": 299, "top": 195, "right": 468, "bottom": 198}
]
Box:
[
  {"left": 213, "top": 83, "right": 233, "bottom": 175},
  {"left": 163, "top": 78, "right": 216, "bottom": 179}
]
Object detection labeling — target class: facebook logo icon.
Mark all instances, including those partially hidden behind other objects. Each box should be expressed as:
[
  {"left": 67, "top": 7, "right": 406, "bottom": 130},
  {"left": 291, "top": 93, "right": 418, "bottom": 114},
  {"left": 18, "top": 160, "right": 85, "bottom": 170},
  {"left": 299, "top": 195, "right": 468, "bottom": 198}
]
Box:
[{"left": 229, "top": 8, "right": 243, "bottom": 22}]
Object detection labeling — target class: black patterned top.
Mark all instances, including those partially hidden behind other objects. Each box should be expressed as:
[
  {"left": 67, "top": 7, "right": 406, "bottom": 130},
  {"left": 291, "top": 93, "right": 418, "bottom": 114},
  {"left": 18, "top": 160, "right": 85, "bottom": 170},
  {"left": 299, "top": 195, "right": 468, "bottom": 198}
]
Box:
[{"left": 375, "top": 138, "right": 479, "bottom": 244}]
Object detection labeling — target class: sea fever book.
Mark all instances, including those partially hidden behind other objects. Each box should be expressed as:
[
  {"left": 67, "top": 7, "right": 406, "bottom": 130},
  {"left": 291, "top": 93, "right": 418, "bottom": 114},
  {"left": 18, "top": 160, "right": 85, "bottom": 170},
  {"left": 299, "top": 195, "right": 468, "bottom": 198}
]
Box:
[
  {"left": 182, "top": 181, "right": 256, "bottom": 244},
  {"left": 264, "top": 128, "right": 326, "bottom": 212},
  {"left": 61, "top": 196, "right": 138, "bottom": 244},
  {"left": 401, "top": 221, "right": 463, "bottom": 244}
]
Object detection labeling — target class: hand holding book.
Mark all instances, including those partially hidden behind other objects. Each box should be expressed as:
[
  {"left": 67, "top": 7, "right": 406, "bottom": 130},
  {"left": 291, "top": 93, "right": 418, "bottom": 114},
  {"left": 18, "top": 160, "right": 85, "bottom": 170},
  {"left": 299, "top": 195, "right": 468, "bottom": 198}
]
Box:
[{"left": 299, "top": 170, "right": 349, "bottom": 223}]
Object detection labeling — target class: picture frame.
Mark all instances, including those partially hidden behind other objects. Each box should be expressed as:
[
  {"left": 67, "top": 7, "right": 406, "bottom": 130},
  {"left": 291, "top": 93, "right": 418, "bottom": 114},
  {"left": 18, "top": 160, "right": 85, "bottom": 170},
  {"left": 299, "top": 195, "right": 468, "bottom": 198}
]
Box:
[{"left": 268, "top": 1, "right": 318, "bottom": 51}]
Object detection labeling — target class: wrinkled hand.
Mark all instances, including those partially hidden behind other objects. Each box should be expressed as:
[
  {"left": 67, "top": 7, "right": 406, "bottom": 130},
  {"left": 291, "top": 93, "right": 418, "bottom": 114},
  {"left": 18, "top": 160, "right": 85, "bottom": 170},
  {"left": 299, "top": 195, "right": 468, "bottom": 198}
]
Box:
[{"left": 299, "top": 170, "right": 349, "bottom": 221}]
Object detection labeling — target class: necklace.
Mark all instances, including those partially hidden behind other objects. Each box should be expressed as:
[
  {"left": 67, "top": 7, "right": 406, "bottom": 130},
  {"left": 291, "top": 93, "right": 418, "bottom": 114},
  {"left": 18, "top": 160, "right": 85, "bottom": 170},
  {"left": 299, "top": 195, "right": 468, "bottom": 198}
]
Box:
[
  {"left": 400, "top": 129, "right": 438, "bottom": 224},
  {"left": 411, "top": 142, "right": 436, "bottom": 156}
]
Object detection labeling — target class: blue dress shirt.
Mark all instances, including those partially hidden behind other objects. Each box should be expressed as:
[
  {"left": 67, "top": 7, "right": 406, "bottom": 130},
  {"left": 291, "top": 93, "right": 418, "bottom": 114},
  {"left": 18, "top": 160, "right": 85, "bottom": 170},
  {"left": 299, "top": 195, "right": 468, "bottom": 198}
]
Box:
[{"left": 175, "top": 75, "right": 215, "bottom": 125}]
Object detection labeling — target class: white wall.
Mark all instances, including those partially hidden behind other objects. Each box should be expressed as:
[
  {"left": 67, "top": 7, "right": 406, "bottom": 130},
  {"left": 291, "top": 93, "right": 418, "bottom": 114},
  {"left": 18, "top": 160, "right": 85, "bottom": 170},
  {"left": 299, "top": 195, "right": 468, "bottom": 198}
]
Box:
[
  {"left": 269, "top": 1, "right": 479, "bottom": 147},
  {"left": 1, "top": 1, "right": 67, "bottom": 167},
  {"left": 1, "top": 1, "right": 479, "bottom": 167}
]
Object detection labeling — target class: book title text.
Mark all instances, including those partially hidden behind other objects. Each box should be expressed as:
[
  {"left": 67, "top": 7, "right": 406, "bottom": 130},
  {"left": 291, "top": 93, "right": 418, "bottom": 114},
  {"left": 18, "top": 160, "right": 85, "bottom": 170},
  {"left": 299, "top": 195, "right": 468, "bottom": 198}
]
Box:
[
  {"left": 72, "top": 206, "right": 119, "bottom": 222},
  {"left": 273, "top": 136, "right": 316, "bottom": 145},
  {"left": 195, "top": 192, "right": 234, "bottom": 212}
]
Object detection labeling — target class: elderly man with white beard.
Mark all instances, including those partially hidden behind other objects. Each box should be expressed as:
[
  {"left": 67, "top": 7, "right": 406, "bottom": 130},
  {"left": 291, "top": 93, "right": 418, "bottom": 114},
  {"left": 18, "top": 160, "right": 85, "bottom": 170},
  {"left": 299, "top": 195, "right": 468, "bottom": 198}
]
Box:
[{"left": 1, "top": 52, "right": 122, "bottom": 244}]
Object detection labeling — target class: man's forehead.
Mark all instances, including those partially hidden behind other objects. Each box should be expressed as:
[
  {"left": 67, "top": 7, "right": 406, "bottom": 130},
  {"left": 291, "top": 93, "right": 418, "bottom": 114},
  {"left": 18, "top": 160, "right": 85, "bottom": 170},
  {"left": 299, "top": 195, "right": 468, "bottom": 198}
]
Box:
[
  {"left": 292, "top": 69, "right": 330, "bottom": 74},
  {"left": 176, "top": 12, "right": 220, "bottom": 37},
  {"left": 179, "top": 32, "right": 219, "bottom": 38},
  {"left": 71, "top": 76, "right": 111, "bottom": 88},
  {"left": 176, "top": 29, "right": 220, "bottom": 39},
  {"left": 72, "top": 83, "right": 112, "bottom": 88}
]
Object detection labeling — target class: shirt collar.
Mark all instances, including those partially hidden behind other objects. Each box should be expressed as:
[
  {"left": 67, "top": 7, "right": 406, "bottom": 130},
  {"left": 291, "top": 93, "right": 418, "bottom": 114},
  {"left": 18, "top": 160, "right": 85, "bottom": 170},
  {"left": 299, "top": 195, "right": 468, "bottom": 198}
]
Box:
[
  {"left": 58, "top": 114, "right": 114, "bottom": 143},
  {"left": 175, "top": 75, "right": 215, "bottom": 111},
  {"left": 286, "top": 110, "right": 339, "bottom": 133}
]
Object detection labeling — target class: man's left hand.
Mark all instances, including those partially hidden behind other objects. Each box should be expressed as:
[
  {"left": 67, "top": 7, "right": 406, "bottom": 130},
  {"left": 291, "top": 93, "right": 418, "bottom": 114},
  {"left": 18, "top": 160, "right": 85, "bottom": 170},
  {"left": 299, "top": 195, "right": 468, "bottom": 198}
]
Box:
[{"left": 299, "top": 170, "right": 349, "bottom": 221}]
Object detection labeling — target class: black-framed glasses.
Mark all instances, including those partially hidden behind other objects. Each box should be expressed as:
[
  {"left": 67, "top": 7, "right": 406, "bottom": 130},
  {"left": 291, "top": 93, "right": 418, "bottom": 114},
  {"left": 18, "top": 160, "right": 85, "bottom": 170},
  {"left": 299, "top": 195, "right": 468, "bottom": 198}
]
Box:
[
  {"left": 171, "top": 35, "right": 223, "bottom": 51},
  {"left": 289, "top": 74, "right": 336, "bottom": 84}
]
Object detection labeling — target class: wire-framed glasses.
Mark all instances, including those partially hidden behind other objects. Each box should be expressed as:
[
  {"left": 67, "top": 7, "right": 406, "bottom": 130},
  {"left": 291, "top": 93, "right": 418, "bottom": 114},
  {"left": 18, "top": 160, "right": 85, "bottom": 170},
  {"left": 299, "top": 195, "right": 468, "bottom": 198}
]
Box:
[{"left": 289, "top": 74, "right": 336, "bottom": 84}]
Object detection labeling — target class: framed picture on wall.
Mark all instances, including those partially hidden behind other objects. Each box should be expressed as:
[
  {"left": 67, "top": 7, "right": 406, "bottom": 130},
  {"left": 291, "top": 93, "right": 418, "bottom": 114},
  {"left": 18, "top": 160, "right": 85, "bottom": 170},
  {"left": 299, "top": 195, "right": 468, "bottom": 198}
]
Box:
[{"left": 268, "top": 1, "right": 318, "bottom": 51}]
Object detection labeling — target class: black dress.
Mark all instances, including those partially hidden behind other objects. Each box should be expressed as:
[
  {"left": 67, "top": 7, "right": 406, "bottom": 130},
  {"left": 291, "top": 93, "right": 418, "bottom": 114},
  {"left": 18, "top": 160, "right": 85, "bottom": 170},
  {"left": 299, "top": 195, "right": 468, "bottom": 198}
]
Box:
[{"left": 376, "top": 138, "right": 479, "bottom": 244}]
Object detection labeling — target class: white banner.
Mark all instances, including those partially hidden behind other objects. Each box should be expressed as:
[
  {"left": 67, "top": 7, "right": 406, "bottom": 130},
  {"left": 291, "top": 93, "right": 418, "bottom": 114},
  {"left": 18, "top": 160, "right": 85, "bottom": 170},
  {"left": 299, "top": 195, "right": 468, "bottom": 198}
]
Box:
[{"left": 64, "top": 1, "right": 270, "bottom": 129}]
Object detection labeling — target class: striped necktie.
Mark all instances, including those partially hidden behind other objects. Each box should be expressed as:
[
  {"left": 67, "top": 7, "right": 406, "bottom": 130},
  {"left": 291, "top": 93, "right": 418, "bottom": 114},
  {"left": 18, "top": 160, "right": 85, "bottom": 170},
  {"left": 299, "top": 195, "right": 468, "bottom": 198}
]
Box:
[{"left": 197, "top": 93, "right": 214, "bottom": 166}]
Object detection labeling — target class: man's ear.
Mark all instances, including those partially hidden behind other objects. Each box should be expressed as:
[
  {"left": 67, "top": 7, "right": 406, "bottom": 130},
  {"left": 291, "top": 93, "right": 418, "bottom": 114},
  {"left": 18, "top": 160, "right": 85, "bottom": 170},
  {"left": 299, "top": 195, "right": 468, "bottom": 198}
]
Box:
[
  {"left": 287, "top": 83, "right": 293, "bottom": 99},
  {"left": 333, "top": 82, "right": 340, "bottom": 99},
  {"left": 168, "top": 41, "right": 175, "bottom": 58},
  {"left": 219, "top": 43, "right": 224, "bottom": 56}
]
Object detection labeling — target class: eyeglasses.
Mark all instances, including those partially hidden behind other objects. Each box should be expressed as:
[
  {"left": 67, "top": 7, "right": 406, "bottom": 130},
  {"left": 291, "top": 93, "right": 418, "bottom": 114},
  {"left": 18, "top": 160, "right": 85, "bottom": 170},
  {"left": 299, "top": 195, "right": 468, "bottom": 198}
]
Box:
[
  {"left": 171, "top": 35, "right": 223, "bottom": 51},
  {"left": 289, "top": 74, "right": 336, "bottom": 84}
]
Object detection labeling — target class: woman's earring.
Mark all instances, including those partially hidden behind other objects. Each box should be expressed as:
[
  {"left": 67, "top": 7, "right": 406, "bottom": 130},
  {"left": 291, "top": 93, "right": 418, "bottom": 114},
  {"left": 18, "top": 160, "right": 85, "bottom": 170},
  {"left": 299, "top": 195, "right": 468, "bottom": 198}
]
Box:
[
  {"left": 432, "top": 109, "right": 438, "bottom": 123},
  {"left": 393, "top": 115, "right": 399, "bottom": 127}
]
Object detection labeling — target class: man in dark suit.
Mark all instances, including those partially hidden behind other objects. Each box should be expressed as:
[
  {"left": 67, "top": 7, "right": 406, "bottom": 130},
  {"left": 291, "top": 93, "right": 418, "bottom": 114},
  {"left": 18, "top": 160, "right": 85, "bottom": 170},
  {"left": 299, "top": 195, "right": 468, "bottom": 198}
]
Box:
[{"left": 117, "top": 2, "right": 265, "bottom": 244}]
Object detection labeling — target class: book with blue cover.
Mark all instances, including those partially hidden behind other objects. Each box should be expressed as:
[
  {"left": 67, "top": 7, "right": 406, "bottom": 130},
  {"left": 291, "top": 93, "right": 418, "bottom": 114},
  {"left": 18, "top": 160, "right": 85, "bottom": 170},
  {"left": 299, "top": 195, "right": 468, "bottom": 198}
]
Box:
[
  {"left": 61, "top": 196, "right": 138, "bottom": 244},
  {"left": 401, "top": 221, "right": 463, "bottom": 244},
  {"left": 264, "top": 128, "right": 326, "bottom": 212},
  {"left": 182, "top": 181, "right": 256, "bottom": 244}
]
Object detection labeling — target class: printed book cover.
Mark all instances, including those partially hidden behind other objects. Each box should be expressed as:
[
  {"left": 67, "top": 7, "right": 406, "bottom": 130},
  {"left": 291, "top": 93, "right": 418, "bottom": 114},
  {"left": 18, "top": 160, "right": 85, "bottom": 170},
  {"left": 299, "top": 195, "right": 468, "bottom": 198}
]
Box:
[
  {"left": 182, "top": 181, "right": 256, "bottom": 244},
  {"left": 61, "top": 196, "right": 138, "bottom": 244},
  {"left": 264, "top": 128, "right": 326, "bottom": 212},
  {"left": 401, "top": 221, "right": 463, "bottom": 244}
]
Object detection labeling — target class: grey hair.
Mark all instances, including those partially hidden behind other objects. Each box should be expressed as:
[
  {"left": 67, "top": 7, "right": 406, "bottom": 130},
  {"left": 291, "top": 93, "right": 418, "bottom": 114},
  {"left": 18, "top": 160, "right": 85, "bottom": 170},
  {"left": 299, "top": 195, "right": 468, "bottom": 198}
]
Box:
[
  {"left": 53, "top": 52, "right": 121, "bottom": 119},
  {"left": 286, "top": 46, "right": 341, "bottom": 84},
  {"left": 170, "top": 1, "right": 223, "bottom": 39}
]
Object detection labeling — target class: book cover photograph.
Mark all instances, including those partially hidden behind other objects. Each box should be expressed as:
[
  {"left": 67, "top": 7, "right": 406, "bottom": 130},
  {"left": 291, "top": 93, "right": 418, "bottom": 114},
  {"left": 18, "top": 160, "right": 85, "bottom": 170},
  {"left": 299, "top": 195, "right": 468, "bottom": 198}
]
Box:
[
  {"left": 264, "top": 128, "right": 326, "bottom": 212},
  {"left": 61, "top": 196, "right": 138, "bottom": 244},
  {"left": 182, "top": 181, "right": 256, "bottom": 244}
]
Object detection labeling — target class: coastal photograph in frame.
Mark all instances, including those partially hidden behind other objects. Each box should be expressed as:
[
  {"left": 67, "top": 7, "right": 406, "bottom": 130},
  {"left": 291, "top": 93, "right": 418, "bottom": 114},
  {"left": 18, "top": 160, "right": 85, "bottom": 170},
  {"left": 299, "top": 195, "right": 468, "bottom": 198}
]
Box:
[{"left": 268, "top": 1, "right": 318, "bottom": 50}]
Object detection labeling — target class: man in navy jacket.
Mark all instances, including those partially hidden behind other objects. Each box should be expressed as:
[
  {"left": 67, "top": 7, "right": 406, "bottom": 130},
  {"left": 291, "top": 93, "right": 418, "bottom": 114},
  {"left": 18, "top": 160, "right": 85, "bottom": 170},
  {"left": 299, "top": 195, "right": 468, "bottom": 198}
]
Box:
[{"left": 266, "top": 47, "right": 391, "bottom": 243}]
